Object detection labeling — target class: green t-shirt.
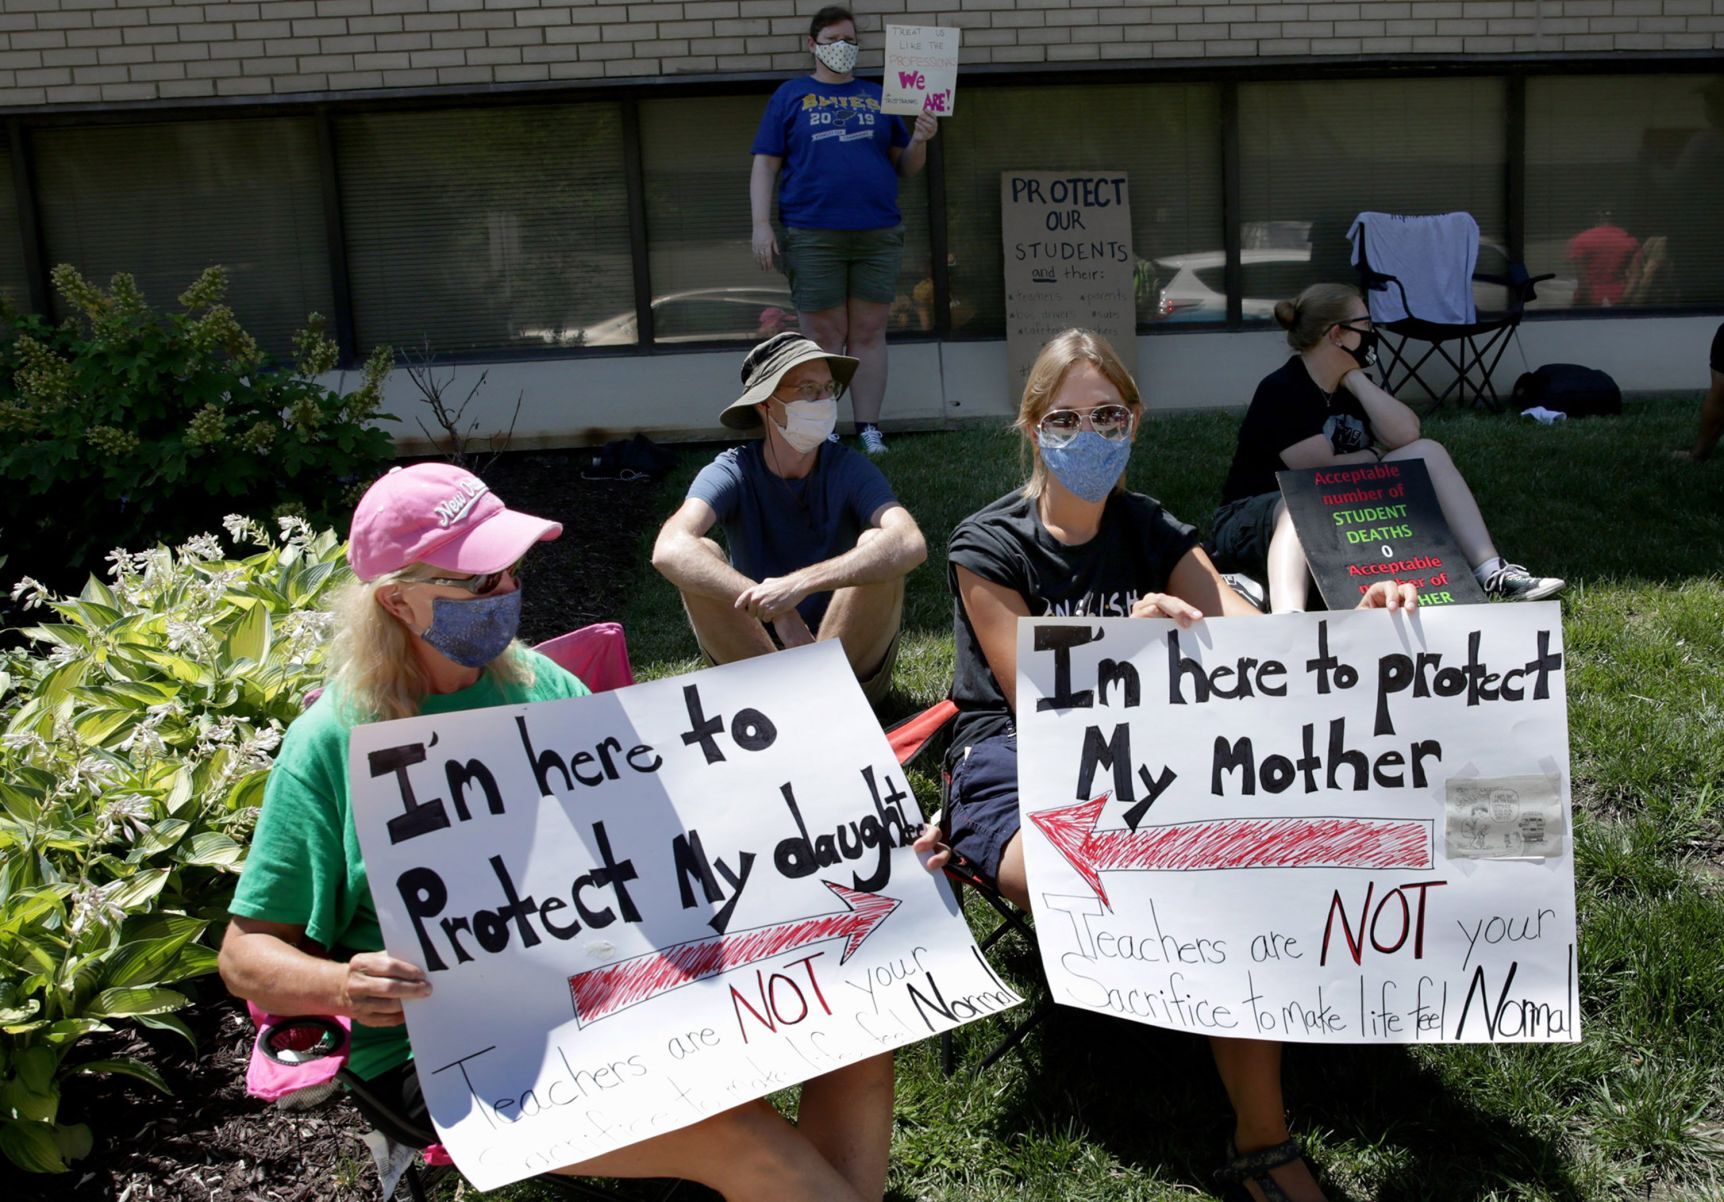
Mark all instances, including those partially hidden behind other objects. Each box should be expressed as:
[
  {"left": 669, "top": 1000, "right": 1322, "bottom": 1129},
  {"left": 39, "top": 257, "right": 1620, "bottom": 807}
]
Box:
[{"left": 229, "top": 649, "right": 591, "bottom": 1080}]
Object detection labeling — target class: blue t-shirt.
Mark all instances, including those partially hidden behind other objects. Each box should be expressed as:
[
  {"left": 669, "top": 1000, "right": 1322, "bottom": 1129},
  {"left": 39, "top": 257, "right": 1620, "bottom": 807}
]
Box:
[
  {"left": 751, "top": 76, "right": 911, "bottom": 231},
  {"left": 688, "top": 441, "right": 899, "bottom": 630}
]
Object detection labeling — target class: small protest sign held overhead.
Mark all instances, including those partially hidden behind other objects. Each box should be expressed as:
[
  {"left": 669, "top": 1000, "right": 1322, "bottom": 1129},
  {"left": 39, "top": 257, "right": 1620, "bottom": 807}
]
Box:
[
  {"left": 882, "top": 25, "right": 960, "bottom": 116},
  {"left": 1278, "top": 459, "right": 1486, "bottom": 608},
  {"left": 1000, "top": 171, "right": 1135, "bottom": 395},
  {"left": 350, "top": 642, "right": 1019, "bottom": 1190},
  {"left": 1016, "top": 605, "right": 1577, "bottom": 1045}
]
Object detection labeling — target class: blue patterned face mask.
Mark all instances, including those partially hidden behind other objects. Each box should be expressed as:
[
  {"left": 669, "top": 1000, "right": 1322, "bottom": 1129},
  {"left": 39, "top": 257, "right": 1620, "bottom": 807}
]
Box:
[
  {"left": 1040, "top": 430, "right": 1132, "bottom": 503},
  {"left": 421, "top": 588, "right": 523, "bottom": 668}
]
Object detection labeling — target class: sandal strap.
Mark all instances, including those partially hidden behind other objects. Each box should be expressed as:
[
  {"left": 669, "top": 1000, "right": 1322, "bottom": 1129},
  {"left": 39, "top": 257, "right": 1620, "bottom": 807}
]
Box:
[{"left": 1215, "top": 1137, "right": 1305, "bottom": 1185}]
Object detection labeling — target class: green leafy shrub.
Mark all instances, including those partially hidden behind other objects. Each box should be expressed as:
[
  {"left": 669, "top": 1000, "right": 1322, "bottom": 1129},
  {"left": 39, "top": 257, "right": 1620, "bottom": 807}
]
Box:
[
  {"left": 0, "top": 266, "right": 394, "bottom": 600},
  {"left": 0, "top": 519, "right": 349, "bottom": 1173}
]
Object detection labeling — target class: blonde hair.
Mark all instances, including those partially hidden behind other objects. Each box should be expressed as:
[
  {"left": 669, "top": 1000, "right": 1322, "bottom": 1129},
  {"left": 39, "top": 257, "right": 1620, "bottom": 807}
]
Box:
[
  {"left": 324, "top": 565, "right": 533, "bottom": 723},
  {"left": 1014, "top": 328, "right": 1142, "bottom": 500},
  {"left": 1274, "top": 283, "right": 1362, "bottom": 351}
]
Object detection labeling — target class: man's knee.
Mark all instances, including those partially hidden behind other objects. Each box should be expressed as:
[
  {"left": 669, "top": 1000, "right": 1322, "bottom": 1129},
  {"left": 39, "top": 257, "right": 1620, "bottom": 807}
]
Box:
[{"left": 1387, "top": 437, "right": 1449, "bottom": 464}]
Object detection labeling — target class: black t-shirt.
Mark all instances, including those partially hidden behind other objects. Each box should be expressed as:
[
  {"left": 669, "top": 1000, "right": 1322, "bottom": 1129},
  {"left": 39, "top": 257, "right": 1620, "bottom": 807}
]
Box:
[
  {"left": 946, "top": 489, "right": 1199, "bottom": 753},
  {"left": 1220, "top": 356, "right": 1374, "bottom": 503}
]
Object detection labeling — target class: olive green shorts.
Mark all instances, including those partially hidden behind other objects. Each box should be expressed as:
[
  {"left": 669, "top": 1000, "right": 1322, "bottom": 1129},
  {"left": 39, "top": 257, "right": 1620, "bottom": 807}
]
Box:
[{"left": 781, "top": 224, "right": 905, "bottom": 313}]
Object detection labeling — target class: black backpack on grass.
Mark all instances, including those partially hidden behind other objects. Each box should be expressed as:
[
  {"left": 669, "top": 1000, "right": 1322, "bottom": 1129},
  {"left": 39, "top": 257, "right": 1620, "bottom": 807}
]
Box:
[{"left": 1511, "top": 363, "right": 1622, "bottom": 417}]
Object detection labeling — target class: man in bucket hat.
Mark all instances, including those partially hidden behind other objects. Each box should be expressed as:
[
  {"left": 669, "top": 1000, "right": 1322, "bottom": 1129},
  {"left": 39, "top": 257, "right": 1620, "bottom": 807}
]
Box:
[{"left": 652, "top": 332, "right": 926, "bottom": 704}]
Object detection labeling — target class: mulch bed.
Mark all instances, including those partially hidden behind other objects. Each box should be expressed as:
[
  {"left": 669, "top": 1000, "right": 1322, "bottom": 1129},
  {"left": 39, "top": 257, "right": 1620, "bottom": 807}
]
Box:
[{"left": 1, "top": 451, "right": 679, "bottom": 1202}]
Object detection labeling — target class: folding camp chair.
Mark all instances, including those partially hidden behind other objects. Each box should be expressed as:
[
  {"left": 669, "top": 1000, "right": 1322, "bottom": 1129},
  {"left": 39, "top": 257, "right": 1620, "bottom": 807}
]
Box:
[
  {"left": 1349, "top": 211, "right": 1552, "bottom": 413},
  {"left": 885, "top": 701, "right": 1055, "bottom": 1076},
  {"left": 246, "top": 622, "right": 672, "bottom": 1201}
]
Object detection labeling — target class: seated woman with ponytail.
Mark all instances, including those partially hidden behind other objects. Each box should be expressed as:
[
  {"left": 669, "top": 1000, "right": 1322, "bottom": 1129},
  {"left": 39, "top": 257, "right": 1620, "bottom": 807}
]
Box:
[
  {"left": 1210, "top": 283, "right": 1565, "bottom": 612},
  {"left": 946, "top": 329, "right": 1415, "bottom": 1202}
]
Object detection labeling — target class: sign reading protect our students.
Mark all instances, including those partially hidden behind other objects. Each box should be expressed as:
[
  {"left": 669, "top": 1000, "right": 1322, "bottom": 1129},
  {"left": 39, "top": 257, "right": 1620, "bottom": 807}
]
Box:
[
  {"left": 1278, "top": 459, "right": 1487, "bottom": 608},
  {"left": 1000, "top": 171, "right": 1135, "bottom": 394},
  {"left": 1016, "top": 605, "right": 1578, "bottom": 1045},
  {"left": 350, "top": 642, "right": 1019, "bottom": 1190}
]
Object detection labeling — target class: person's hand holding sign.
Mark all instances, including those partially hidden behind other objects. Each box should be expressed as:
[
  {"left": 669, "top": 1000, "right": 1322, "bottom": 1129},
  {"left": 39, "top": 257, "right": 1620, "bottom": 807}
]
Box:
[
  {"left": 340, "top": 951, "right": 431, "bottom": 1027},
  {"left": 1356, "top": 579, "right": 1419, "bottom": 611},
  {"left": 911, "top": 111, "right": 939, "bottom": 145},
  {"left": 1130, "top": 591, "right": 1205, "bottom": 627}
]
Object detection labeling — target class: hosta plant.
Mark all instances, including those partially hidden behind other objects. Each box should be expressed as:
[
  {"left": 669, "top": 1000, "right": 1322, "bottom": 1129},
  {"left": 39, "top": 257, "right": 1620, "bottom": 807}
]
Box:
[{"left": 0, "top": 517, "right": 349, "bottom": 1173}]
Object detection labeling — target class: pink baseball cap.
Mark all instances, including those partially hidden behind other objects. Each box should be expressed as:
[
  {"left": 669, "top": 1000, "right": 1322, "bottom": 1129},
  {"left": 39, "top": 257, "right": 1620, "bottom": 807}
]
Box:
[{"left": 348, "top": 463, "right": 562, "bottom": 582}]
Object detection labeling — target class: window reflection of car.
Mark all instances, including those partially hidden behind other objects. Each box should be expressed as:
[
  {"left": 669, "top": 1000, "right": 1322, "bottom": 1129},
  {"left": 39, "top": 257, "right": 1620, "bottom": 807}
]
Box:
[
  {"left": 1150, "top": 249, "right": 1315, "bottom": 322},
  {"left": 521, "top": 287, "right": 798, "bottom": 347},
  {"left": 1149, "top": 241, "right": 1574, "bottom": 321}
]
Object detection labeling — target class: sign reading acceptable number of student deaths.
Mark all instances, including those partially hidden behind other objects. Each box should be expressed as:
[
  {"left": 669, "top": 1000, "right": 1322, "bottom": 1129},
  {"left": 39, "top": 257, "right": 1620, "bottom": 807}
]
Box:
[
  {"left": 1016, "top": 604, "right": 1577, "bottom": 1045},
  {"left": 1277, "top": 459, "right": 1487, "bottom": 608},
  {"left": 349, "top": 642, "right": 1020, "bottom": 1190},
  {"left": 1000, "top": 170, "right": 1135, "bottom": 394},
  {"left": 882, "top": 25, "right": 959, "bottom": 116}
]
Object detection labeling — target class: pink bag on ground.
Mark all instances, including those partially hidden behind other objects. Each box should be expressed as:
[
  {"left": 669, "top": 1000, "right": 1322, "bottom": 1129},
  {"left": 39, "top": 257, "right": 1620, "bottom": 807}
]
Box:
[{"left": 533, "top": 621, "right": 635, "bottom": 692}]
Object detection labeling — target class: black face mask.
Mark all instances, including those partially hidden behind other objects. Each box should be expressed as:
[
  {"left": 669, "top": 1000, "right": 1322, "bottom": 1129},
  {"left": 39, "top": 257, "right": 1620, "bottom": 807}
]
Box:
[{"left": 1341, "top": 325, "right": 1379, "bottom": 369}]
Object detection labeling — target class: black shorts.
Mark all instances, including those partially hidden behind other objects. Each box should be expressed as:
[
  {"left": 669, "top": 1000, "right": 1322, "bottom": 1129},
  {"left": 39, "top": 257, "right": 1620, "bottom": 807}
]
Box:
[
  {"left": 1207, "top": 491, "right": 1283, "bottom": 580},
  {"left": 946, "top": 729, "right": 1021, "bottom": 884},
  {"left": 1710, "top": 321, "right": 1723, "bottom": 374},
  {"left": 346, "top": 1059, "right": 436, "bottom": 1148}
]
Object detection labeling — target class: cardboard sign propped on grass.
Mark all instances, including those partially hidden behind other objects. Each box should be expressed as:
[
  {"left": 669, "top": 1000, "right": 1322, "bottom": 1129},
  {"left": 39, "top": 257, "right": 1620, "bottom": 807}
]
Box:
[
  {"left": 349, "top": 642, "right": 1020, "bottom": 1190},
  {"left": 882, "top": 25, "right": 960, "bottom": 115},
  {"left": 1016, "top": 605, "right": 1579, "bottom": 1045},
  {"left": 1001, "top": 170, "right": 1135, "bottom": 395},
  {"left": 1277, "top": 458, "right": 1487, "bottom": 608}
]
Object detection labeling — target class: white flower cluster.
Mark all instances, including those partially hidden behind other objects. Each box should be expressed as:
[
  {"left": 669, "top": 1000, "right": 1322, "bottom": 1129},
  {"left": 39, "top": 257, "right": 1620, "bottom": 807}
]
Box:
[
  {"left": 67, "top": 880, "right": 128, "bottom": 939},
  {"left": 8, "top": 576, "right": 50, "bottom": 609}
]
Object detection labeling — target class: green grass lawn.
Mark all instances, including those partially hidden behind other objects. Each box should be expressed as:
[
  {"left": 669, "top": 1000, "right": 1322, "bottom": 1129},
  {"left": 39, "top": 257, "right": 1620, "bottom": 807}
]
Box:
[{"left": 525, "top": 393, "right": 1724, "bottom": 1202}]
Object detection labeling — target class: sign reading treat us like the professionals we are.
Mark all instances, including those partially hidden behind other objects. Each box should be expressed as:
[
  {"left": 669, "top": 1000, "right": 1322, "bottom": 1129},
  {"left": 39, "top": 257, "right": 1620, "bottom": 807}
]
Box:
[
  {"left": 882, "top": 25, "right": 960, "bottom": 116},
  {"left": 1016, "top": 605, "right": 1577, "bottom": 1046},
  {"left": 1278, "top": 459, "right": 1487, "bottom": 608},
  {"left": 1000, "top": 170, "right": 1135, "bottom": 395},
  {"left": 350, "top": 642, "right": 1020, "bottom": 1191}
]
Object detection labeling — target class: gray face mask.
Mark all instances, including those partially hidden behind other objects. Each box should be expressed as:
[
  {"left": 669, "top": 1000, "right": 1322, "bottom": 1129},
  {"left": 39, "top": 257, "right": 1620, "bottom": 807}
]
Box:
[{"left": 421, "top": 588, "right": 523, "bottom": 668}]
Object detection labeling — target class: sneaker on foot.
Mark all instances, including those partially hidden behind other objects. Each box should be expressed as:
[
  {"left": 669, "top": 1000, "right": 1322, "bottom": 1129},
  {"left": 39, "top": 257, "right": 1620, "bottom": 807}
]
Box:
[
  {"left": 1480, "top": 562, "right": 1566, "bottom": 601},
  {"left": 859, "top": 425, "right": 888, "bottom": 456}
]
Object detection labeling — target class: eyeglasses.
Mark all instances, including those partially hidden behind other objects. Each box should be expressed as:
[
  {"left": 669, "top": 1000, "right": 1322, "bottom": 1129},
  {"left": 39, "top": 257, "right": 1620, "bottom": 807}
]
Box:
[
  {"left": 407, "top": 559, "right": 523, "bottom": 597},
  {"left": 1332, "top": 319, "right": 1375, "bottom": 335},
  {"left": 817, "top": 36, "right": 859, "bottom": 45},
  {"left": 774, "top": 380, "right": 843, "bottom": 404},
  {"left": 1036, "top": 404, "right": 1135, "bottom": 449}
]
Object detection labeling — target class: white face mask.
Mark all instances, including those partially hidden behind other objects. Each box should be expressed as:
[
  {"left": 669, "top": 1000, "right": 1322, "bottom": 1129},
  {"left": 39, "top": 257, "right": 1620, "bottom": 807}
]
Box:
[
  {"left": 812, "top": 39, "right": 859, "bottom": 76},
  {"left": 774, "top": 398, "right": 838, "bottom": 453}
]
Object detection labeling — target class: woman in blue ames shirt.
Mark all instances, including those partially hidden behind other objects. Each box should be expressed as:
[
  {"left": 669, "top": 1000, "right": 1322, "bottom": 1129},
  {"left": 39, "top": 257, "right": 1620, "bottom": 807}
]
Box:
[{"left": 750, "top": 5, "right": 937, "bottom": 457}]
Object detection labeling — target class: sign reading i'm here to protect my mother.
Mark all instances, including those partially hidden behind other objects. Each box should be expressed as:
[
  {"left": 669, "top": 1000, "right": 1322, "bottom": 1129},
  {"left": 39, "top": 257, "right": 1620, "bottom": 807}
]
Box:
[
  {"left": 1016, "top": 604, "right": 1577, "bottom": 1046},
  {"left": 350, "top": 642, "right": 1019, "bottom": 1190}
]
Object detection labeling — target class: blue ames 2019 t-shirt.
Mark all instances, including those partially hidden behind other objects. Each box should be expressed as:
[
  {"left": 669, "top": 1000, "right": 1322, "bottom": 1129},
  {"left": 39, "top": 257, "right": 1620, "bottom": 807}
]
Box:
[
  {"left": 688, "top": 440, "right": 899, "bottom": 631},
  {"left": 752, "top": 76, "right": 911, "bottom": 231}
]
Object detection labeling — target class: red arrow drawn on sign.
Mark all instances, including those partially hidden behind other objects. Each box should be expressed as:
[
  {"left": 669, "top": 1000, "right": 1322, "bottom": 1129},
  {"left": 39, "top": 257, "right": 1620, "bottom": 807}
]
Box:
[
  {"left": 566, "top": 881, "right": 900, "bottom": 1027},
  {"left": 1028, "top": 794, "right": 1433, "bottom": 909}
]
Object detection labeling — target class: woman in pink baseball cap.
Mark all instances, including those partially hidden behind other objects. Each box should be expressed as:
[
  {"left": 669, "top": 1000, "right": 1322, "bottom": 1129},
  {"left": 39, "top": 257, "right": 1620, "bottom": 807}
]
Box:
[{"left": 221, "top": 463, "right": 906, "bottom": 1199}]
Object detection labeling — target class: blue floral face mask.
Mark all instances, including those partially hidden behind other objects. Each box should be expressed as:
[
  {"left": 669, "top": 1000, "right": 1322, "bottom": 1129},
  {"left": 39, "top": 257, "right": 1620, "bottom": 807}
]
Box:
[
  {"left": 421, "top": 588, "right": 523, "bottom": 668},
  {"left": 1040, "top": 430, "right": 1132, "bottom": 503}
]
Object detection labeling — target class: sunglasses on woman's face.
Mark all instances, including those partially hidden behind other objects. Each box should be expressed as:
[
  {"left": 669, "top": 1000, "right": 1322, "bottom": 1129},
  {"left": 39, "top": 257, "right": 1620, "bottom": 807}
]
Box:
[
  {"left": 1036, "top": 403, "right": 1135, "bottom": 449},
  {"left": 411, "top": 559, "right": 524, "bottom": 597}
]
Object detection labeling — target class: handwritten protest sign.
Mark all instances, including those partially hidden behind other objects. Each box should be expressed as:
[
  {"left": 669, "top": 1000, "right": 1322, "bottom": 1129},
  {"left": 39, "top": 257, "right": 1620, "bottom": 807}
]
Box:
[
  {"left": 1016, "top": 604, "right": 1577, "bottom": 1045},
  {"left": 350, "top": 642, "right": 1020, "bottom": 1189},
  {"left": 1278, "top": 460, "right": 1486, "bottom": 608},
  {"left": 882, "top": 25, "right": 959, "bottom": 116},
  {"left": 1001, "top": 171, "right": 1135, "bottom": 394}
]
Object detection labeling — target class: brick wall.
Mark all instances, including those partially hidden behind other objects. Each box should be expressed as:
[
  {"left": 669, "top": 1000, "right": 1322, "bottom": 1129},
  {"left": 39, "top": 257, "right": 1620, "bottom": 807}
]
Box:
[{"left": 1, "top": 0, "right": 1720, "bottom": 109}]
